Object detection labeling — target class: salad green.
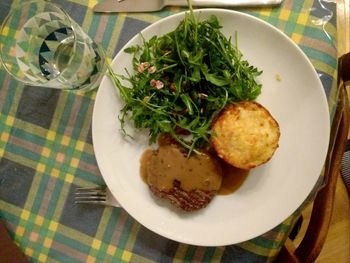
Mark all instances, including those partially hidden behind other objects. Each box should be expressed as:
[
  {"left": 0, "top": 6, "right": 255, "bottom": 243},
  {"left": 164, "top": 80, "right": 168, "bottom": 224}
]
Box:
[{"left": 108, "top": 6, "right": 262, "bottom": 155}]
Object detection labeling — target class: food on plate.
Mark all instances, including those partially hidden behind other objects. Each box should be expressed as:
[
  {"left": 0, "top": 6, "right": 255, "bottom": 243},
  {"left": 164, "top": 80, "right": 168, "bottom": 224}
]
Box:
[
  {"left": 149, "top": 180, "right": 217, "bottom": 212},
  {"left": 140, "top": 138, "right": 222, "bottom": 211},
  {"left": 218, "top": 161, "right": 249, "bottom": 195},
  {"left": 109, "top": 4, "right": 280, "bottom": 212},
  {"left": 139, "top": 100, "right": 280, "bottom": 211},
  {"left": 211, "top": 101, "right": 280, "bottom": 169},
  {"left": 108, "top": 5, "right": 262, "bottom": 155}
]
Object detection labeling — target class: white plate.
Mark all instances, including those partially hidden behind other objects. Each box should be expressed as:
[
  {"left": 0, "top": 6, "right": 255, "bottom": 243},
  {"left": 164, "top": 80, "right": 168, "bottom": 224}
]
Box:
[{"left": 92, "top": 9, "right": 330, "bottom": 246}]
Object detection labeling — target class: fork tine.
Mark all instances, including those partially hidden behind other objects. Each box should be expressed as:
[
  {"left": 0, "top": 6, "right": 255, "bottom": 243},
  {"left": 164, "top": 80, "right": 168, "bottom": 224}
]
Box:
[
  {"left": 75, "top": 200, "right": 107, "bottom": 205},
  {"left": 75, "top": 196, "right": 106, "bottom": 201},
  {"left": 75, "top": 187, "right": 108, "bottom": 205},
  {"left": 75, "top": 191, "right": 106, "bottom": 196},
  {"left": 74, "top": 186, "right": 120, "bottom": 207},
  {"left": 75, "top": 186, "right": 106, "bottom": 191},
  {"left": 75, "top": 187, "right": 106, "bottom": 195},
  {"left": 76, "top": 187, "right": 105, "bottom": 192}
]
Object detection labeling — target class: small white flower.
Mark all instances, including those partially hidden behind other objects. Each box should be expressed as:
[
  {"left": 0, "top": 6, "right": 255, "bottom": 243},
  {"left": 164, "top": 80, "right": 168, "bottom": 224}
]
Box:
[
  {"left": 137, "top": 62, "right": 150, "bottom": 73},
  {"left": 150, "top": 79, "right": 157, "bottom": 86},
  {"left": 156, "top": 81, "right": 164, "bottom": 89},
  {"left": 150, "top": 79, "right": 164, "bottom": 89},
  {"left": 198, "top": 93, "right": 208, "bottom": 98},
  {"left": 142, "top": 62, "right": 150, "bottom": 68},
  {"left": 137, "top": 64, "right": 145, "bottom": 73},
  {"left": 148, "top": 66, "right": 156, "bottom": 73}
]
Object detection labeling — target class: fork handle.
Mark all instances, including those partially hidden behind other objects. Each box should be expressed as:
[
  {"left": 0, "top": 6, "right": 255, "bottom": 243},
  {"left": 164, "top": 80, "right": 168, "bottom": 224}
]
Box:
[{"left": 165, "top": 0, "right": 282, "bottom": 7}]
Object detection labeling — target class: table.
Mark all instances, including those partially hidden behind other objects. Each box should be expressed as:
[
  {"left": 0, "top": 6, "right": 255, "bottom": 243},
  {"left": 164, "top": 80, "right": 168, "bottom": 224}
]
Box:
[{"left": 0, "top": 0, "right": 338, "bottom": 262}]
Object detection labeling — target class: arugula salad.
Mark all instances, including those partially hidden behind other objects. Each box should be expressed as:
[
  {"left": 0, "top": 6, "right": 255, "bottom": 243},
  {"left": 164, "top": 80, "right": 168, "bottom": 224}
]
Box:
[{"left": 109, "top": 6, "right": 262, "bottom": 154}]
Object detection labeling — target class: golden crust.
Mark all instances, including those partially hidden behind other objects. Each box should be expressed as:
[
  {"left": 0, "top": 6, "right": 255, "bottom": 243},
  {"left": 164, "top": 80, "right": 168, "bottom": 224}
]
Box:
[{"left": 211, "top": 101, "right": 280, "bottom": 169}]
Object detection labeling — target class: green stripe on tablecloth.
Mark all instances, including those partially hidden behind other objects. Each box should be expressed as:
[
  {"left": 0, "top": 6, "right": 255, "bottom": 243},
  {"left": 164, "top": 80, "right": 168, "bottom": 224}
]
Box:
[
  {"left": 100, "top": 209, "right": 118, "bottom": 243},
  {"left": 0, "top": 113, "right": 12, "bottom": 157},
  {"left": 12, "top": 118, "right": 49, "bottom": 138},
  {"left": 5, "top": 132, "right": 44, "bottom": 161},
  {"left": 101, "top": 15, "right": 127, "bottom": 56},
  {"left": 63, "top": 96, "right": 93, "bottom": 139},
  {"left": 88, "top": 209, "right": 112, "bottom": 259},
  {"left": 51, "top": 187, "right": 71, "bottom": 225},
  {"left": 0, "top": 78, "right": 23, "bottom": 117},
  {"left": 249, "top": 236, "right": 283, "bottom": 250},
  {"left": 301, "top": 46, "right": 337, "bottom": 68},
  {"left": 172, "top": 245, "right": 222, "bottom": 262},
  {"left": 55, "top": 232, "right": 91, "bottom": 254},
  {"left": 121, "top": 220, "right": 141, "bottom": 260},
  {"left": 1, "top": 206, "right": 57, "bottom": 261},
  {"left": 202, "top": 247, "right": 220, "bottom": 261},
  {"left": 0, "top": 72, "right": 13, "bottom": 115},
  {"left": 100, "top": 15, "right": 119, "bottom": 49},
  {"left": 88, "top": 13, "right": 119, "bottom": 51},
  {"left": 86, "top": 12, "right": 100, "bottom": 37},
  {"left": 1, "top": 152, "right": 38, "bottom": 173},
  {"left": 303, "top": 25, "right": 337, "bottom": 43},
  {"left": 30, "top": 173, "right": 50, "bottom": 213},
  {"left": 183, "top": 246, "right": 196, "bottom": 261},
  {"left": 235, "top": 213, "right": 297, "bottom": 257},
  {"left": 53, "top": 94, "right": 76, "bottom": 135},
  {"left": 44, "top": 179, "right": 65, "bottom": 218},
  {"left": 0, "top": 201, "right": 22, "bottom": 226}
]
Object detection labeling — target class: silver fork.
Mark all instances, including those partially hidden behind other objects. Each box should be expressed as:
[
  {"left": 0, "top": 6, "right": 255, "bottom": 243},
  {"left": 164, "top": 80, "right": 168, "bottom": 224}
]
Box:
[{"left": 75, "top": 187, "right": 120, "bottom": 207}]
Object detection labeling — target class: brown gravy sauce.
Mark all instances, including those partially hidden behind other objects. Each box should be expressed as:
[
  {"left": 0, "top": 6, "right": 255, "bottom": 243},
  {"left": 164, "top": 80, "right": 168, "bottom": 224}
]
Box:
[
  {"left": 140, "top": 143, "right": 249, "bottom": 195},
  {"left": 218, "top": 161, "right": 249, "bottom": 195},
  {"left": 140, "top": 146, "right": 222, "bottom": 192}
]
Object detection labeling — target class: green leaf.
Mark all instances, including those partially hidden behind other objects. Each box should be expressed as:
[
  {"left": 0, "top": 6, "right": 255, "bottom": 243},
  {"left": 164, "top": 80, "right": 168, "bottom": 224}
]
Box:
[{"left": 108, "top": 7, "right": 263, "bottom": 154}]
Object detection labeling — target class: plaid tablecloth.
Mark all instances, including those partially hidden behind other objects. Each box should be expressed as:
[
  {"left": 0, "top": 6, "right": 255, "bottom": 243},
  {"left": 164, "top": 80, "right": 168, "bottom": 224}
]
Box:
[{"left": 0, "top": 0, "right": 338, "bottom": 262}]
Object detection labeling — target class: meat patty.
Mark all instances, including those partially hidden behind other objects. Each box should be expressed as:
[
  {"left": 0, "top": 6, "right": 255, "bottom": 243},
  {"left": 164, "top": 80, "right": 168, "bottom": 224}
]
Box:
[
  {"left": 149, "top": 180, "right": 216, "bottom": 211},
  {"left": 141, "top": 137, "right": 222, "bottom": 212},
  {"left": 211, "top": 101, "right": 280, "bottom": 169}
]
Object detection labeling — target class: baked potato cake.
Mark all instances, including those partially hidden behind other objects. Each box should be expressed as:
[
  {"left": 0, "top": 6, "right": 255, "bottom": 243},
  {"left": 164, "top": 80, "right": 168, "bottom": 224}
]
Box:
[{"left": 211, "top": 101, "right": 280, "bottom": 169}]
